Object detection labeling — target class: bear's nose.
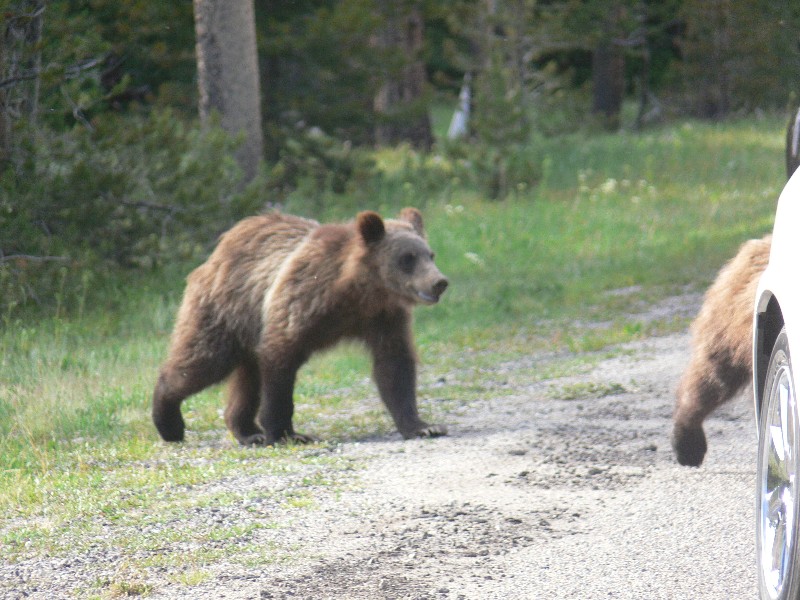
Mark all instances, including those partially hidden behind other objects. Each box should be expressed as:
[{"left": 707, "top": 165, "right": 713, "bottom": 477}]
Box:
[{"left": 433, "top": 278, "right": 449, "bottom": 298}]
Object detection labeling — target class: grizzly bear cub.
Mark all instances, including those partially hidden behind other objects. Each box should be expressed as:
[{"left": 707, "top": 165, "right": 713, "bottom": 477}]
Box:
[
  {"left": 152, "top": 208, "right": 449, "bottom": 446},
  {"left": 672, "top": 235, "right": 771, "bottom": 466}
]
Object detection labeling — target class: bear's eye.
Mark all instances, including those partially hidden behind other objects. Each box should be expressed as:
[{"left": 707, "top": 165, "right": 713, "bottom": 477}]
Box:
[{"left": 398, "top": 252, "right": 416, "bottom": 273}]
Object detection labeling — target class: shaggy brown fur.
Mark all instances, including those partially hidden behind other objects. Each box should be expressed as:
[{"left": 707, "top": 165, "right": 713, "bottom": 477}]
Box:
[
  {"left": 152, "top": 208, "right": 449, "bottom": 446},
  {"left": 672, "top": 235, "right": 771, "bottom": 466}
]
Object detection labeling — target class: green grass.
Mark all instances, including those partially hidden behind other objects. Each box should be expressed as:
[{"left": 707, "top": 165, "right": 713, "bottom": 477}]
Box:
[{"left": 0, "top": 116, "right": 787, "bottom": 594}]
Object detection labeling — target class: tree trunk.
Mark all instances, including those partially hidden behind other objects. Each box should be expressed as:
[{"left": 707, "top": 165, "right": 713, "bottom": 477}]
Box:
[
  {"left": 0, "top": 24, "right": 10, "bottom": 164},
  {"left": 373, "top": 1, "right": 433, "bottom": 149},
  {"left": 193, "top": 0, "right": 264, "bottom": 181},
  {"left": 709, "top": 1, "right": 731, "bottom": 118},
  {"left": 592, "top": 41, "right": 624, "bottom": 130},
  {"left": 23, "top": 1, "right": 43, "bottom": 125},
  {"left": 0, "top": 1, "right": 45, "bottom": 163}
]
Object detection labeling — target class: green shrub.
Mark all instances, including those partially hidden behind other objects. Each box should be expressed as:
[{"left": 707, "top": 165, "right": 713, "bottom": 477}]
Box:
[
  {"left": 266, "top": 122, "right": 378, "bottom": 209},
  {"left": 435, "top": 140, "right": 542, "bottom": 201},
  {"left": 0, "top": 110, "right": 265, "bottom": 316}
]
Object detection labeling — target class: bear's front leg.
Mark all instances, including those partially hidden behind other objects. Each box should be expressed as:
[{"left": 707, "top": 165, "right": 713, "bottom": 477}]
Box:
[{"left": 366, "top": 324, "right": 447, "bottom": 439}]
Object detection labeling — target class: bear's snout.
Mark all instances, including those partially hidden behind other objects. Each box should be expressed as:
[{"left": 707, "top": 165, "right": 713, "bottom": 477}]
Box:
[
  {"left": 432, "top": 278, "right": 448, "bottom": 299},
  {"left": 417, "top": 276, "right": 448, "bottom": 304}
]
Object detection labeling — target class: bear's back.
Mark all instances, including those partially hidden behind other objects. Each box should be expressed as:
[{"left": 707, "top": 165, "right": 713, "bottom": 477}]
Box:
[{"left": 184, "top": 213, "right": 319, "bottom": 344}]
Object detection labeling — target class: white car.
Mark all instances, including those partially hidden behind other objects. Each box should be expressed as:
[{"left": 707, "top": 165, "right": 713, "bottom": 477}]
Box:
[{"left": 754, "top": 168, "right": 800, "bottom": 600}]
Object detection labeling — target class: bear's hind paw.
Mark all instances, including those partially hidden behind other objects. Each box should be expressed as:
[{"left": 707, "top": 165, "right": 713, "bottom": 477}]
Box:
[
  {"left": 286, "top": 431, "right": 317, "bottom": 444},
  {"left": 671, "top": 425, "right": 707, "bottom": 467},
  {"left": 239, "top": 433, "right": 271, "bottom": 447}
]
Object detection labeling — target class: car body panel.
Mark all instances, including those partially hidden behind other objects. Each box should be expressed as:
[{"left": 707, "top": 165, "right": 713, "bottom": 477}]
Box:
[{"left": 754, "top": 169, "right": 800, "bottom": 429}]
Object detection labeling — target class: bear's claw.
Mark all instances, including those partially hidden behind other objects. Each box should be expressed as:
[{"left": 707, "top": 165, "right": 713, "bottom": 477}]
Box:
[
  {"left": 239, "top": 431, "right": 317, "bottom": 447},
  {"left": 411, "top": 424, "right": 448, "bottom": 438}
]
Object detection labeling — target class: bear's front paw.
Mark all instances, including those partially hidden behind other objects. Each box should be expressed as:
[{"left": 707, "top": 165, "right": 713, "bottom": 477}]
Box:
[{"left": 406, "top": 423, "right": 448, "bottom": 439}]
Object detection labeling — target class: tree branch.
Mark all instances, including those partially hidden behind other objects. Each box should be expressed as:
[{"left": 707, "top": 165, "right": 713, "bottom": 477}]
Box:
[
  {"left": 7, "top": 3, "right": 46, "bottom": 25},
  {"left": 60, "top": 84, "right": 94, "bottom": 131},
  {"left": 0, "top": 72, "right": 40, "bottom": 90},
  {"left": 0, "top": 55, "right": 109, "bottom": 91},
  {"left": 120, "top": 199, "right": 184, "bottom": 213},
  {"left": 64, "top": 56, "right": 106, "bottom": 79},
  {"left": 0, "top": 254, "right": 70, "bottom": 264}
]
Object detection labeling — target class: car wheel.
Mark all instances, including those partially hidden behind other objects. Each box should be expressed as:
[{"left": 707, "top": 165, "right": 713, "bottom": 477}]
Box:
[{"left": 758, "top": 327, "right": 800, "bottom": 600}]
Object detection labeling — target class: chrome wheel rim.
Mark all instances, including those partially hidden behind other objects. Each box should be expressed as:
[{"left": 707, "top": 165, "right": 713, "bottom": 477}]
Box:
[{"left": 760, "top": 359, "right": 798, "bottom": 600}]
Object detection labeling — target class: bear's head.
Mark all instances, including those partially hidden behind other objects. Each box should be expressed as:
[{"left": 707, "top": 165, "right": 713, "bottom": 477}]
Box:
[{"left": 357, "top": 208, "right": 449, "bottom": 306}]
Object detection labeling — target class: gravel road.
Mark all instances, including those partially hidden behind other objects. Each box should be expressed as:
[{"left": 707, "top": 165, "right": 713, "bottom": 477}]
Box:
[
  {"left": 3, "top": 296, "right": 759, "bottom": 600},
  {"left": 246, "top": 332, "right": 756, "bottom": 600}
]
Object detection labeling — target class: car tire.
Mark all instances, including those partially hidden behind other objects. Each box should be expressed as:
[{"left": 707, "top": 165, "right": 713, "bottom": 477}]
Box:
[{"left": 758, "top": 327, "right": 800, "bottom": 600}]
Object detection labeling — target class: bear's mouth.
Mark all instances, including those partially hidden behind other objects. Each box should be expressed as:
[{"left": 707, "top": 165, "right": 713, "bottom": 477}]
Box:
[{"left": 416, "top": 290, "right": 440, "bottom": 304}]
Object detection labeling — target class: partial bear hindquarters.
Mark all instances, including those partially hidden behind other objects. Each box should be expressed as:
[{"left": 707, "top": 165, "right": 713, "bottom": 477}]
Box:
[{"left": 671, "top": 236, "right": 771, "bottom": 466}]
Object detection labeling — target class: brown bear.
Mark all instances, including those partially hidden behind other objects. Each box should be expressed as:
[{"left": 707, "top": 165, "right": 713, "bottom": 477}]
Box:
[
  {"left": 671, "top": 235, "right": 771, "bottom": 466},
  {"left": 152, "top": 207, "right": 449, "bottom": 446}
]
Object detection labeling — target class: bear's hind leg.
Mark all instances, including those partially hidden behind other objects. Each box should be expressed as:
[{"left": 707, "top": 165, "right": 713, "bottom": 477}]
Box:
[
  {"left": 225, "top": 357, "right": 265, "bottom": 445},
  {"left": 252, "top": 358, "right": 315, "bottom": 446},
  {"left": 153, "top": 352, "right": 236, "bottom": 442},
  {"left": 672, "top": 355, "right": 749, "bottom": 466}
]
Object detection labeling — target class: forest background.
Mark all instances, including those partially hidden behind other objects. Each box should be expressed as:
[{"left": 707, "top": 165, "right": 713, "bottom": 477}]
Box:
[{"left": 1, "top": 0, "right": 799, "bottom": 316}]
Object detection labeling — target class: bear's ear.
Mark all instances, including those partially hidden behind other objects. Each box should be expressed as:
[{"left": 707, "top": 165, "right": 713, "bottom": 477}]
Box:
[
  {"left": 399, "top": 207, "right": 425, "bottom": 237},
  {"left": 357, "top": 211, "right": 386, "bottom": 244}
]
